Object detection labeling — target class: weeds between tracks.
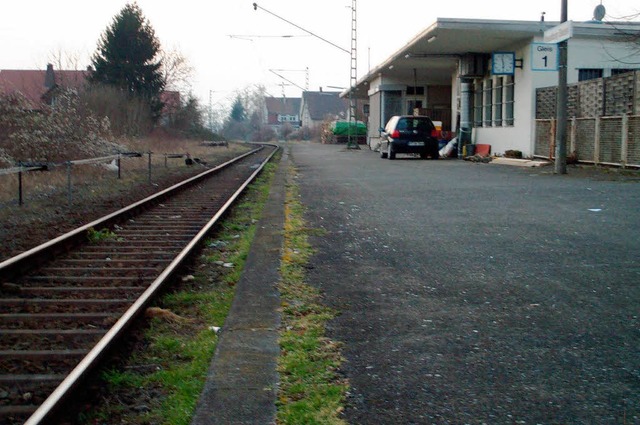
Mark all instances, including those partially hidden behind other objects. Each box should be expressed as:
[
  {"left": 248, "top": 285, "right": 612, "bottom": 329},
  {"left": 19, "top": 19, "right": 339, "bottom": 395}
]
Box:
[{"left": 78, "top": 160, "right": 277, "bottom": 425}]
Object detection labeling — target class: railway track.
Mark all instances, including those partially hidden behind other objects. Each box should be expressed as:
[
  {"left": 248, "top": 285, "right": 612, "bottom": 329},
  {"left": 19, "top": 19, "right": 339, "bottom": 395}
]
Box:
[{"left": 0, "top": 144, "right": 278, "bottom": 424}]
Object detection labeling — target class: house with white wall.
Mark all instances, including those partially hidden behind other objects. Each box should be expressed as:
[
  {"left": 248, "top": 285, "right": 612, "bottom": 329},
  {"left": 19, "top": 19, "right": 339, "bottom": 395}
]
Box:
[
  {"left": 300, "top": 90, "right": 348, "bottom": 131},
  {"left": 346, "top": 17, "right": 640, "bottom": 157},
  {"left": 264, "top": 96, "right": 301, "bottom": 136}
]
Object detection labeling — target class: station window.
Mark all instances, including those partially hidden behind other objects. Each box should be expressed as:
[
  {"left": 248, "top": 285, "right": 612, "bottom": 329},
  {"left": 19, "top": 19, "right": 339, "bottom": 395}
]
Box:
[
  {"left": 406, "top": 86, "right": 425, "bottom": 95},
  {"left": 611, "top": 69, "right": 634, "bottom": 76},
  {"left": 505, "top": 76, "right": 514, "bottom": 126},
  {"left": 493, "top": 77, "right": 503, "bottom": 127},
  {"left": 578, "top": 69, "right": 603, "bottom": 81},
  {"left": 472, "top": 76, "right": 515, "bottom": 128},
  {"left": 473, "top": 82, "right": 482, "bottom": 127},
  {"left": 483, "top": 79, "right": 493, "bottom": 127},
  {"left": 407, "top": 99, "right": 423, "bottom": 115}
]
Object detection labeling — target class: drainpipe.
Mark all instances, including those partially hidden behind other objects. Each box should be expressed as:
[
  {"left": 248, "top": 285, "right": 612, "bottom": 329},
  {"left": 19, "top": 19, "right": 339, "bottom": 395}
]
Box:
[{"left": 459, "top": 78, "right": 473, "bottom": 158}]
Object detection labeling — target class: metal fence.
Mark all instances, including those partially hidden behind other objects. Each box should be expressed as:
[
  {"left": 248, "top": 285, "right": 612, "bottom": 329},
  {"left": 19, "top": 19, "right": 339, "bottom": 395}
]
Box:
[
  {"left": 0, "top": 151, "right": 195, "bottom": 208},
  {"left": 534, "top": 115, "right": 640, "bottom": 168}
]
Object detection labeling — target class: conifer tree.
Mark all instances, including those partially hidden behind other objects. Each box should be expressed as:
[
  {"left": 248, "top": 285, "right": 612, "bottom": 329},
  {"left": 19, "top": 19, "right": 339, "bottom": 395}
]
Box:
[
  {"left": 230, "top": 96, "right": 247, "bottom": 122},
  {"left": 90, "top": 3, "right": 165, "bottom": 121}
]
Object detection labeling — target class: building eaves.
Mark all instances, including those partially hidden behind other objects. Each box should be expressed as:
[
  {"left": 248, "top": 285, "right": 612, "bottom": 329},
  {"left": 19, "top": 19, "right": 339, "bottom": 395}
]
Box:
[
  {"left": 344, "top": 18, "right": 640, "bottom": 99},
  {"left": 343, "top": 18, "right": 563, "bottom": 98}
]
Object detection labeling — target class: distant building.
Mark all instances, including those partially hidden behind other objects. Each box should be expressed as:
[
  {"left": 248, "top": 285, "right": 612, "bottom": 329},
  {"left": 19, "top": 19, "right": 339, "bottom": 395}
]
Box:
[
  {"left": 345, "top": 17, "right": 640, "bottom": 157},
  {"left": 300, "top": 90, "right": 348, "bottom": 130},
  {"left": 0, "top": 64, "right": 180, "bottom": 122},
  {"left": 0, "top": 64, "right": 88, "bottom": 108},
  {"left": 264, "top": 96, "right": 301, "bottom": 135}
]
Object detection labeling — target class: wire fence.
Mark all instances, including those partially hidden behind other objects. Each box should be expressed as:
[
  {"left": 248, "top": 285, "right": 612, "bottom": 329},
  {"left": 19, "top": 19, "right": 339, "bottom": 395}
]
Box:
[{"left": 0, "top": 151, "right": 206, "bottom": 208}]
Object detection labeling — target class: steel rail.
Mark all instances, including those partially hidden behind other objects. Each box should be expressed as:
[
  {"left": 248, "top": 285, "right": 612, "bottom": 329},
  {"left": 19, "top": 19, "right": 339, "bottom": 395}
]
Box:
[
  {"left": 21, "top": 143, "right": 279, "bottom": 424},
  {"left": 0, "top": 146, "right": 264, "bottom": 282}
]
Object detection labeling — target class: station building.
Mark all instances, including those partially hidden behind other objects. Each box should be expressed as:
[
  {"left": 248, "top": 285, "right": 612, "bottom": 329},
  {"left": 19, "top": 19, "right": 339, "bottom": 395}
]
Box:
[{"left": 345, "top": 17, "right": 640, "bottom": 157}]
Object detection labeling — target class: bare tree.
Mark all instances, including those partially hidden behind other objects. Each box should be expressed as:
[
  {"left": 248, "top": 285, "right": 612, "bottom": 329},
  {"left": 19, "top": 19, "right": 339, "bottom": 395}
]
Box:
[
  {"left": 221, "top": 85, "right": 270, "bottom": 141},
  {"left": 160, "top": 47, "right": 194, "bottom": 94},
  {"left": 45, "top": 48, "right": 86, "bottom": 71},
  {"left": 603, "top": 7, "right": 640, "bottom": 61},
  {"left": 240, "top": 84, "right": 268, "bottom": 124}
]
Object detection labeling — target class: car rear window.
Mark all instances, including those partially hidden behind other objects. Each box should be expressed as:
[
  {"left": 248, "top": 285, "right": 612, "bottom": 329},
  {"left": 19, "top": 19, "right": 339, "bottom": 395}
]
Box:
[{"left": 397, "top": 117, "right": 434, "bottom": 135}]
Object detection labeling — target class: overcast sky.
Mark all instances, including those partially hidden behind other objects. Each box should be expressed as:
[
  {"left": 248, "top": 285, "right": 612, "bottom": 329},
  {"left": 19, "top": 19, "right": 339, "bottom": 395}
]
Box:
[{"left": 1, "top": 1, "right": 639, "bottom": 110}]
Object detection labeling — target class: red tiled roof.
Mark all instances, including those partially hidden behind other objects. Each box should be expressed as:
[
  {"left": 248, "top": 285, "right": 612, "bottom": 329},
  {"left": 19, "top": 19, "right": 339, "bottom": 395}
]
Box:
[
  {"left": 0, "top": 68, "right": 88, "bottom": 107},
  {"left": 1, "top": 67, "right": 178, "bottom": 120}
]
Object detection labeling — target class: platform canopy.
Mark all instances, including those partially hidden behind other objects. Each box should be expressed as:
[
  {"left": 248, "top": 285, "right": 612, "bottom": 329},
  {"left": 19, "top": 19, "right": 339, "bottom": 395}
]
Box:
[{"left": 344, "top": 18, "right": 640, "bottom": 98}]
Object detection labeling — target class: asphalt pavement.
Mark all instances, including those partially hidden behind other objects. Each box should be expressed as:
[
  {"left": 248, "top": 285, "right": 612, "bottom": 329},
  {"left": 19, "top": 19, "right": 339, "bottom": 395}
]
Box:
[{"left": 290, "top": 142, "right": 640, "bottom": 424}]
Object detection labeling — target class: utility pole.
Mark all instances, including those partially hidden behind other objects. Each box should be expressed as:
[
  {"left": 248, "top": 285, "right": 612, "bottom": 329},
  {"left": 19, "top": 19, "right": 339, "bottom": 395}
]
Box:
[
  {"left": 209, "top": 90, "right": 213, "bottom": 134},
  {"left": 554, "top": 0, "right": 568, "bottom": 174},
  {"left": 253, "top": 2, "right": 358, "bottom": 147},
  {"left": 347, "top": 0, "right": 360, "bottom": 149}
]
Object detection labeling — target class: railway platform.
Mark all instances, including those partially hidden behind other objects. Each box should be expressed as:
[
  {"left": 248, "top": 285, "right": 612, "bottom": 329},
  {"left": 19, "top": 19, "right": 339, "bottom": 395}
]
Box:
[{"left": 191, "top": 148, "right": 288, "bottom": 424}]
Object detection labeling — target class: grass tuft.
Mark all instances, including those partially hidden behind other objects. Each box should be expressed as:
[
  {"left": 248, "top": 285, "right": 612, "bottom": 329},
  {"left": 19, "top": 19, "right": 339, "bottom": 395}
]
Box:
[
  {"left": 80, "top": 159, "right": 279, "bottom": 425},
  {"left": 277, "top": 164, "right": 348, "bottom": 425}
]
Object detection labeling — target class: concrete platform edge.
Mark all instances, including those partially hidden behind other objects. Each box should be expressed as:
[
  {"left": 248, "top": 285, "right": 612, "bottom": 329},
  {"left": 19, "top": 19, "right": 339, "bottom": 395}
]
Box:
[{"left": 191, "top": 146, "right": 287, "bottom": 425}]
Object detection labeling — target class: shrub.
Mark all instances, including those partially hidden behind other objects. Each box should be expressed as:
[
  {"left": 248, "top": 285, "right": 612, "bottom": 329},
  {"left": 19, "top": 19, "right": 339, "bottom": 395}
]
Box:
[
  {"left": 82, "top": 85, "right": 153, "bottom": 137},
  {"left": 251, "top": 125, "right": 276, "bottom": 142},
  {"left": 0, "top": 91, "right": 122, "bottom": 164}
]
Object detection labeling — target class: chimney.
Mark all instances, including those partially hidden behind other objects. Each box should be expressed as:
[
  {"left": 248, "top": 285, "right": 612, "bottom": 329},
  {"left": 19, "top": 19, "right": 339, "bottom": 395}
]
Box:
[{"left": 44, "top": 64, "right": 55, "bottom": 89}]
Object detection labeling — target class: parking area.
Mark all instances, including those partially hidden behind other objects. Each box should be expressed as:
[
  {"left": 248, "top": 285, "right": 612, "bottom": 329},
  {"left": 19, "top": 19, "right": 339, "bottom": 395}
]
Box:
[{"left": 290, "top": 141, "right": 640, "bottom": 424}]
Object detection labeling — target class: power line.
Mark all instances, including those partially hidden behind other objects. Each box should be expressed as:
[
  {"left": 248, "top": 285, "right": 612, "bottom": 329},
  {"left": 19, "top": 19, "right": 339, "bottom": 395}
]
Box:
[
  {"left": 269, "top": 69, "right": 306, "bottom": 92},
  {"left": 270, "top": 68, "right": 309, "bottom": 91},
  {"left": 253, "top": 3, "right": 349, "bottom": 54},
  {"left": 228, "top": 34, "right": 310, "bottom": 41}
]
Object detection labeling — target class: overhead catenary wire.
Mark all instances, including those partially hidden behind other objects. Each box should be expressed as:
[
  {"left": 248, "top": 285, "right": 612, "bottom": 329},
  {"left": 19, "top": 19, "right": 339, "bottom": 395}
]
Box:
[
  {"left": 252, "top": 3, "right": 349, "bottom": 54},
  {"left": 227, "top": 34, "right": 310, "bottom": 41},
  {"left": 269, "top": 69, "right": 307, "bottom": 91}
]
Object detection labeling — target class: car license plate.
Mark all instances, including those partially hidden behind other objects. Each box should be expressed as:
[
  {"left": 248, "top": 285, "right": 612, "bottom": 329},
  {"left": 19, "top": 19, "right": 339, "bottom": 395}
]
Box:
[{"left": 408, "top": 142, "right": 424, "bottom": 147}]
